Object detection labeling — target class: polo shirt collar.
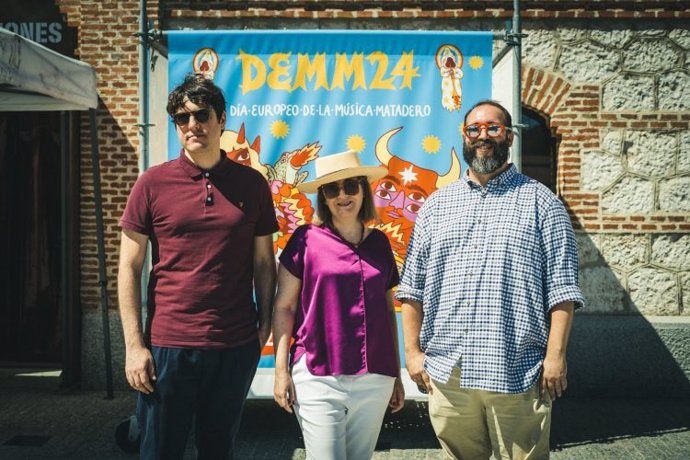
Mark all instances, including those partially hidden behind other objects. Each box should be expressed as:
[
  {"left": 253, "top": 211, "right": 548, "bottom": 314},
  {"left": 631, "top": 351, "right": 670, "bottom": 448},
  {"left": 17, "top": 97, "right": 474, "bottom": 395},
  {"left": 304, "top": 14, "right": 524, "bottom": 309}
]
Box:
[{"left": 177, "top": 149, "right": 234, "bottom": 178}]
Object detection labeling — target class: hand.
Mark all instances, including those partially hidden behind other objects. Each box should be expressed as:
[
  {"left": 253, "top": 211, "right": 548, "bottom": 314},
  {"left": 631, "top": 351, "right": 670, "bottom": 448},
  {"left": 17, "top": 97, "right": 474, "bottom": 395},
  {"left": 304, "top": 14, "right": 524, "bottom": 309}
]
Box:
[
  {"left": 405, "top": 349, "right": 432, "bottom": 395},
  {"left": 273, "top": 369, "right": 296, "bottom": 413},
  {"left": 541, "top": 354, "right": 567, "bottom": 401},
  {"left": 125, "top": 345, "right": 156, "bottom": 394},
  {"left": 258, "top": 324, "right": 271, "bottom": 350},
  {"left": 388, "top": 377, "right": 405, "bottom": 413}
]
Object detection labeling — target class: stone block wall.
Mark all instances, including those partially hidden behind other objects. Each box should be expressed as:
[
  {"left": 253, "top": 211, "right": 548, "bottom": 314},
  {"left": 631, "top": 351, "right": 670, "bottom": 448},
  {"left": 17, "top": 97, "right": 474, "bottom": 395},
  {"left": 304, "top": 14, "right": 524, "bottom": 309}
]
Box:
[{"left": 521, "top": 26, "right": 690, "bottom": 315}]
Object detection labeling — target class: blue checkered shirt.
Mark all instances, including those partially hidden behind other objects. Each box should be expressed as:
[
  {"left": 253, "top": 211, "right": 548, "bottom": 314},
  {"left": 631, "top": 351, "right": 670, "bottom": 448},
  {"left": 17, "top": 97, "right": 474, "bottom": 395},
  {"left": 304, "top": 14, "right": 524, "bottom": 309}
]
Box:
[{"left": 396, "top": 165, "right": 584, "bottom": 393}]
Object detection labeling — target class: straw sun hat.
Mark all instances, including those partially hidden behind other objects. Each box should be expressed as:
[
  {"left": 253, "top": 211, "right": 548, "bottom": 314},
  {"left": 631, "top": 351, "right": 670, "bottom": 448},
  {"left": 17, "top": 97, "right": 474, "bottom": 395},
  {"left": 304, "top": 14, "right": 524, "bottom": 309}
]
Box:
[{"left": 297, "top": 150, "right": 388, "bottom": 194}]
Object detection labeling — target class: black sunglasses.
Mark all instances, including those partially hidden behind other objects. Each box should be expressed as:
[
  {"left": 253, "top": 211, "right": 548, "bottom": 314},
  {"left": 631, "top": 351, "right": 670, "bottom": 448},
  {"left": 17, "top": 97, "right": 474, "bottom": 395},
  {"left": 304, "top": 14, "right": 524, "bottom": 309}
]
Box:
[
  {"left": 172, "top": 108, "right": 211, "bottom": 126},
  {"left": 320, "top": 178, "right": 362, "bottom": 199}
]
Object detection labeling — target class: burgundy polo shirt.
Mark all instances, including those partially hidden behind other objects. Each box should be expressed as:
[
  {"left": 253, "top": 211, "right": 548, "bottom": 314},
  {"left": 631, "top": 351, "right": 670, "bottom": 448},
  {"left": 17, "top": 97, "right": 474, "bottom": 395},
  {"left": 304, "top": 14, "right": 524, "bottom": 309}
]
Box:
[{"left": 120, "top": 151, "right": 278, "bottom": 349}]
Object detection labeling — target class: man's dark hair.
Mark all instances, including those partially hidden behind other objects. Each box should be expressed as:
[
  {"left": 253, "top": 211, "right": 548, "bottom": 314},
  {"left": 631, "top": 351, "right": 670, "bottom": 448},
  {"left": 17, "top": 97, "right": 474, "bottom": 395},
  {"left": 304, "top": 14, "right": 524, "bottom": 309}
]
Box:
[
  {"left": 463, "top": 99, "right": 513, "bottom": 128},
  {"left": 166, "top": 73, "right": 226, "bottom": 122}
]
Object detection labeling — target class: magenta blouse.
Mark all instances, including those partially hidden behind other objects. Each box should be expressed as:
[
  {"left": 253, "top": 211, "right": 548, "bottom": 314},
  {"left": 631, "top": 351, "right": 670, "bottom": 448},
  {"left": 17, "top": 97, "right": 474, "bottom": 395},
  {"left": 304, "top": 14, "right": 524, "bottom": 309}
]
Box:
[{"left": 279, "top": 224, "right": 400, "bottom": 377}]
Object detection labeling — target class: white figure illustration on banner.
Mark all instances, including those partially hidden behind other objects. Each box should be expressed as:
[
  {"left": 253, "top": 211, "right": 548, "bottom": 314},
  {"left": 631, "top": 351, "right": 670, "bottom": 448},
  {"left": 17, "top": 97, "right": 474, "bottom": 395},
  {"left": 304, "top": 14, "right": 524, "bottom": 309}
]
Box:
[
  {"left": 192, "top": 48, "right": 219, "bottom": 81},
  {"left": 436, "top": 44, "right": 464, "bottom": 112}
]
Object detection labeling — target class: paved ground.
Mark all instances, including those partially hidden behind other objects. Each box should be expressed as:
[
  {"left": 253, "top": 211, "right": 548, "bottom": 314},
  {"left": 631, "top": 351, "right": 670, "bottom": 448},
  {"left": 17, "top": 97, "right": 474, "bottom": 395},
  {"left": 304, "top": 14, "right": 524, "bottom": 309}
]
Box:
[{"left": 1, "top": 368, "right": 689, "bottom": 459}]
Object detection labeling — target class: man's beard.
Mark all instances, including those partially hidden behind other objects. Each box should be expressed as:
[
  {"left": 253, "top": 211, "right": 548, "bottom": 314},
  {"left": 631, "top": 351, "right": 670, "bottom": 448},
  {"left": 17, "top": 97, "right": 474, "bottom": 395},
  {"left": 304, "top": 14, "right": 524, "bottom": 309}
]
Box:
[{"left": 463, "top": 138, "right": 510, "bottom": 175}]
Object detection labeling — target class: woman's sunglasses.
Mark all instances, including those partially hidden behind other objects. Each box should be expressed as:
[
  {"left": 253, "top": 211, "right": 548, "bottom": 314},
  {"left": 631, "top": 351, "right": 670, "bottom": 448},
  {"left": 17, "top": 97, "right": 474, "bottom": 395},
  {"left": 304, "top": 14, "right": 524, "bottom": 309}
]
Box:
[
  {"left": 320, "top": 178, "right": 362, "bottom": 199},
  {"left": 172, "top": 108, "right": 211, "bottom": 126}
]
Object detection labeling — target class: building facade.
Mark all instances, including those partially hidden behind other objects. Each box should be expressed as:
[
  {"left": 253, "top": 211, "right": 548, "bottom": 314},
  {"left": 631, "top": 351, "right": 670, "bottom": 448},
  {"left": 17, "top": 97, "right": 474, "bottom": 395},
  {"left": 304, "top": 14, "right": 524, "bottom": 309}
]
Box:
[{"left": 21, "top": 0, "right": 688, "bottom": 393}]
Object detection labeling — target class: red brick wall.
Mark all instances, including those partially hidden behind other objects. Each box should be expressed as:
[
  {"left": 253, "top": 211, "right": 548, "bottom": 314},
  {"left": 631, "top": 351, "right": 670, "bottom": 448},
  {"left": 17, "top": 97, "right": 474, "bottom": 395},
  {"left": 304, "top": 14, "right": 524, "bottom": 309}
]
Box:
[
  {"left": 162, "top": 1, "right": 690, "bottom": 20},
  {"left": 57, "top": 0, "right": 153, "bottom": 310},
  {"left": 56, "top": 0, "right": 690, "bottom": 311},
  {"left": 522, "top": 66, "right": 690, "bottom": 233}
]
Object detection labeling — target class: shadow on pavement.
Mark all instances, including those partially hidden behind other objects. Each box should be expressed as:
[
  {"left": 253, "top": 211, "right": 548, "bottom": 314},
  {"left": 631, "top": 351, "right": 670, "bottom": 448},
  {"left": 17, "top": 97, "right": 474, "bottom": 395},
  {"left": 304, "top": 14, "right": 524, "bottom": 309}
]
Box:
[
  {"left": 239, "top": 396, "right": 690, "bottom": 456},
  {"left": 236, "top": 399, "right": 441, "bottom": 458},
  {"left": 551, "top": 397, "right": 690, "bottom": 450},
  {"left": 235, "top": 399, "right": 304, "bottom": 458},
  {"left": 2, "top": 369, "right": 688, "bottom": 459},
  {"left": 377, "top": 401, "right": 442, "bottom": 450}
]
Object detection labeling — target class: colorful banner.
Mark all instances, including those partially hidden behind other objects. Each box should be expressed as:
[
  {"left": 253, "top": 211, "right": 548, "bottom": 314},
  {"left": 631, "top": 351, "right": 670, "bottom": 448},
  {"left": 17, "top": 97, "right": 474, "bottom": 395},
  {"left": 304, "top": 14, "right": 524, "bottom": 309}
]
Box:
[{"left": 168, "top": 30, "right": 493, "bottom": 368}]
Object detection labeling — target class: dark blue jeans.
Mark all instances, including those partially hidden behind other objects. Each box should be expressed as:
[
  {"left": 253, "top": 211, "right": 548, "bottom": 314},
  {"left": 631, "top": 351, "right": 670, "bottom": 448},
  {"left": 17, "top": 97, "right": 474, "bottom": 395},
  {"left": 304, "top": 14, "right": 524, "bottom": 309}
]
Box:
[{"left": 137, "top": 340, "right": 261, "bottom": 460}]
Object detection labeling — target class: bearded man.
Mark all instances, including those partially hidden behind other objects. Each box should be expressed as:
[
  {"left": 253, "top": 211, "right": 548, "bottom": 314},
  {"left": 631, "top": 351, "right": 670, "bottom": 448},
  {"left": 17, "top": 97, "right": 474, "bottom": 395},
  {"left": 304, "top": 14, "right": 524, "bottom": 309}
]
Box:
[{"left": 398, "top": 100, "right": 584, "bottom": 459}]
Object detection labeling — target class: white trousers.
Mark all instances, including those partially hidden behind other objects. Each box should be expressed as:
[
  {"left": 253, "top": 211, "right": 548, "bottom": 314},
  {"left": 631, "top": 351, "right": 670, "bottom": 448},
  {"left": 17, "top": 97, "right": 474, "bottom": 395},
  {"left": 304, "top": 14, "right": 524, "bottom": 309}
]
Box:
[{"left": 292, "top": 355, "right": 395, "bottom": 460}]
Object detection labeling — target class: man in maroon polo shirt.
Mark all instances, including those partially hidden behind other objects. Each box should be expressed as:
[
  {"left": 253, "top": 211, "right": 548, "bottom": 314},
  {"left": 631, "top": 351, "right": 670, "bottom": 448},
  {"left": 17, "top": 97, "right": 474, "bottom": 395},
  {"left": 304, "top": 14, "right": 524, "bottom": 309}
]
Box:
[{"left": 117, "top": 74, "right": 278, "bottom": 459}]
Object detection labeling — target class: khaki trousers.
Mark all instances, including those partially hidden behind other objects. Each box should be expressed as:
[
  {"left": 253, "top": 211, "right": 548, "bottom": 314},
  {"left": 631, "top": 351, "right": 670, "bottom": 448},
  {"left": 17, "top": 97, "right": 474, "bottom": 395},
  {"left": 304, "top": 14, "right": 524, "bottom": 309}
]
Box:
[{"left": 428, "top": 367, "right": 551, "bottom": 460}]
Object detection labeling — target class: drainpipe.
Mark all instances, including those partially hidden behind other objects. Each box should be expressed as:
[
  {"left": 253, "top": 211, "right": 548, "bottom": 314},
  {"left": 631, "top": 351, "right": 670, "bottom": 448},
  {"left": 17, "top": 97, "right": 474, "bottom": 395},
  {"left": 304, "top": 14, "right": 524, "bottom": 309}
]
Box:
[
  {"left": 60, "top": 111, "right": 72, "bottom": 387},
  {"left": 139, "top": 0, "right": 150, "bottom": 173},
  {"left": 90, "top": 108, "right": 114, "bottom": 399},
  {"left": 137, "top": 0, "right": 151, "bottom": 348},
  {"left": 511, "top": 0, "right": 523, "bottom": 172}
]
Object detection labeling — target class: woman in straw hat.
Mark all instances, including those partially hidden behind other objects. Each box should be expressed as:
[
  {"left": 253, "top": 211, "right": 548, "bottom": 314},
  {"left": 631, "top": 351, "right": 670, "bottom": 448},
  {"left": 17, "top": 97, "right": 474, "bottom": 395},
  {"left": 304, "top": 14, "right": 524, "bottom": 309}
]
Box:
[{"left": 272, "top": 150, "right": 405, "bottom": 459}]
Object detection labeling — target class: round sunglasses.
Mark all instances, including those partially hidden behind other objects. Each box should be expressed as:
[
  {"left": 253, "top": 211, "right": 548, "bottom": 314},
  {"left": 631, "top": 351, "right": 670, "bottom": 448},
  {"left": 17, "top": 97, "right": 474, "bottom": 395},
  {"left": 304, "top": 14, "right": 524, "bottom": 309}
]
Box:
[{"left": 462, "top": 122, "right": 511, "bottom": 139}]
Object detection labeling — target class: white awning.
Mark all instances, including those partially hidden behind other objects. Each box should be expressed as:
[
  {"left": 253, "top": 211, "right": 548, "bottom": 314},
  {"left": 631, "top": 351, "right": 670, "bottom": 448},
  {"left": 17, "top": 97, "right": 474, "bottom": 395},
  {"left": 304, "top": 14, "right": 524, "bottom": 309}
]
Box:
[{"left": 0, "top": 26, "right": 97, "bottom": 111}]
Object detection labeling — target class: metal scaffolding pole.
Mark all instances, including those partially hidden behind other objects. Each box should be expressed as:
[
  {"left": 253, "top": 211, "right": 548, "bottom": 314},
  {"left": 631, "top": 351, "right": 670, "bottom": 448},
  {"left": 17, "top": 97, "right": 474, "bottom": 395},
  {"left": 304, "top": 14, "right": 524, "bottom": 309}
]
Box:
[
  {"left": 511, "top": 0, "right": 523, "bottom": 171},
  {"left": 60, "top": 111, "right": 72, "bottom": 387},
  {"left": 90, "top": 108, "right": 114, "bottom": 399},
  {"left": 138, "top": 0, "right": 151, "bottom": 173}
]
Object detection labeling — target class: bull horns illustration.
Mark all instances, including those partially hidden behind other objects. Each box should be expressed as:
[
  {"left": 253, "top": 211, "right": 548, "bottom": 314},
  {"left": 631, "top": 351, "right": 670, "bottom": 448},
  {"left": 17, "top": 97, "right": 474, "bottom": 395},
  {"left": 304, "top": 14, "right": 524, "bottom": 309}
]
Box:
[{"left": 375, "top": 127, "right": 460, "bottom": 188}]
